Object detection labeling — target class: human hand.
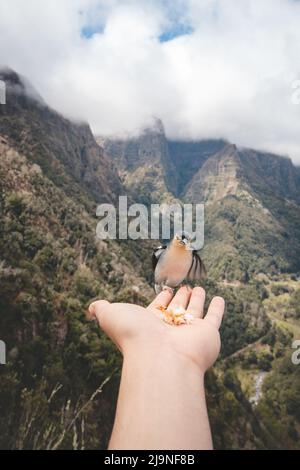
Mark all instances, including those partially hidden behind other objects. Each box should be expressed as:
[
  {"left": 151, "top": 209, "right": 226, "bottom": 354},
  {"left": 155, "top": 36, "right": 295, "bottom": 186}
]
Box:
[{"left": 88, "top": 286, "right": 225, "bottom": 374}]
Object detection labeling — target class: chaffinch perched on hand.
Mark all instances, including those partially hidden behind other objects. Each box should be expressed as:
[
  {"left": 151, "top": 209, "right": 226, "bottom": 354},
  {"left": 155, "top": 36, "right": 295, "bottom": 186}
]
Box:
[{"left": 152, "top": 232, "right": 206, "bottom": 294}]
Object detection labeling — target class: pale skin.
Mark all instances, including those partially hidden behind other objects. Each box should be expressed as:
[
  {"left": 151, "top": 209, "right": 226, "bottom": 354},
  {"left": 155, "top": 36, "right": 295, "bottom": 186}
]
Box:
[{"left": 89, "top": 286, "right": 225, "bottom": 450}]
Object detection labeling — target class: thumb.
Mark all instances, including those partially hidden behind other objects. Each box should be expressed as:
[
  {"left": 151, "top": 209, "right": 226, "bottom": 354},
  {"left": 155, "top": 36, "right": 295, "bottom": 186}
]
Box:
[
  {"left": 88, "top": 300, "right": 111, "bottom": 327},
  {"left": 88, "top": 300, "right": 123, "bottom": 352}
]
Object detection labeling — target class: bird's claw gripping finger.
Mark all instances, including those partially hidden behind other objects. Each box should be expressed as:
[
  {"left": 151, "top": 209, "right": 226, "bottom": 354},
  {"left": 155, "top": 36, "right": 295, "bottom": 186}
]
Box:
[{"left": 162, "top": 286, "right": 174, "bottom": 295}]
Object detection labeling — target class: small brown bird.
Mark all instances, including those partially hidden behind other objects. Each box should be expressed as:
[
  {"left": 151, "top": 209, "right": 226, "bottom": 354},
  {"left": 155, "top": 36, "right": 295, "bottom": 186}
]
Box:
[{"left": 152, "top": 232, "right": 206, "bottom": 294}]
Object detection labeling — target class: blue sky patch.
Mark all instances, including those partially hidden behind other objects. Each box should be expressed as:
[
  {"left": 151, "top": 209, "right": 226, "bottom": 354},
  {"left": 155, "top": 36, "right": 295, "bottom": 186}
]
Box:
[
  {"left": 81, "top": 24, "right": 104, "bottom": 39},
  {"left": 159, "top": 23, "right": 193, "bottom": 42}
]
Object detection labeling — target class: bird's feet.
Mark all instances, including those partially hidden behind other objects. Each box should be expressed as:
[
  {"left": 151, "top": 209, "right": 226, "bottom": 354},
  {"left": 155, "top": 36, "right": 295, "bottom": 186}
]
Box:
[{"left": 162, "top": 285, "right": 174, "bottom": 295}]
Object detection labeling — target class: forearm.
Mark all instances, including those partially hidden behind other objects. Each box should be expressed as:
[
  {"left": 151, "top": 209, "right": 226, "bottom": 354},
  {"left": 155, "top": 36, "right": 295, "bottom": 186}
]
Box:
[{"left": 108, "top": 343, "right": 212, "bottom": 450}]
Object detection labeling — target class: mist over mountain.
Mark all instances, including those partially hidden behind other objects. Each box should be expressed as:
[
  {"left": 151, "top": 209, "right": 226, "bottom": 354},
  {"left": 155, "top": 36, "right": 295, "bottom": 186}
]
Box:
[
  {"left": 1, "top": 71, "right": 300, "bottom": 449},
  {"left": 100, "top": 117, "right": 300, "bottom": 278},
  {"left": 0, "top": 68, "right": 123, "bottom": 205},
  {"left": 2, "top": 1, "right": 300, "bottom": 165}
]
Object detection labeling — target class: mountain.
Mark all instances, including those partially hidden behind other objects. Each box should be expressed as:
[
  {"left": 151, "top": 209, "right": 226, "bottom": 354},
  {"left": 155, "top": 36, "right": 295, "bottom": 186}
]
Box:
[
  {"left": 168, "top": 138, "right": 228, "bottom": 196},
  {"left": 183, "top": 142, "right": 300, "bottom": 205},
  {"left": 0, "top": 68, "right": 122, "bottom": 205},
  {"left": 100, "top": 120, "right": 300, "bottom": 448},
  {"left": 1, "top": 70, "right": 300, "bottom": 449},
  {"left": 0, "top": 70, "right": 153, "bottom": 449},
  {"left": 101, "top": 123, "right": 300, "bottom": 280},
  {"left": 97, "top": 119, "right": 178, "bottom": 204},
  {"left": 183, "top": 143, "right": 300, "bottom": 280}
]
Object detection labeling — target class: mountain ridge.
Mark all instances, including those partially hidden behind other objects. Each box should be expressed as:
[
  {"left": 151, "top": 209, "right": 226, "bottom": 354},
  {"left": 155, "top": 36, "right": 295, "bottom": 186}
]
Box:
[
  {"left": 0, "top": 68, "right": 123, "bottom": 206},
  {"left": 1, "top": 70, "right": 299, "bottom": 450},
  {"left": 98, "top": 118, "right": 300, "bottom": 205},
  {"left": 99, "top": 120, "right": 300, "bottom": 279}
]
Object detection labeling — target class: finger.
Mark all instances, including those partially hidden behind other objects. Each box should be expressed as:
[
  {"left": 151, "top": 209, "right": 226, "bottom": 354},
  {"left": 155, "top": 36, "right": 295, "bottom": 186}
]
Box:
[
  {"left": 204, "top": 296, "right": 225, "bottom": 329},
  {"left": 168, "top": 285, "right": 192, "bottom": 310},
  {"left": 186, "top": 286, "right": 206, "bottom": 319},
  {"left": 148, "top": 288, "right": 174, "bottom": 310},
  {"left": 89, "top": 300, "right": 124, "bottom": 352},
  {"left": 88, "top": 300, "right": 111, "bottom": 327}
]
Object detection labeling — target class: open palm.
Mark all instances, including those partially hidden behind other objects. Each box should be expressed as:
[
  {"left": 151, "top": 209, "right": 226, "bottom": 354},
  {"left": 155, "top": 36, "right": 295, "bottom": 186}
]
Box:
[{"left": 89, "top": 286, "right": 225, "bottom": 372}]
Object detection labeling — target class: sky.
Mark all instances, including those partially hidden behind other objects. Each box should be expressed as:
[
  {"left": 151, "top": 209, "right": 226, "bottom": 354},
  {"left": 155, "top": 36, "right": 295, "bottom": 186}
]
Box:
[{"left": 0, "top": 0, "right": 300, "bottom": 163}]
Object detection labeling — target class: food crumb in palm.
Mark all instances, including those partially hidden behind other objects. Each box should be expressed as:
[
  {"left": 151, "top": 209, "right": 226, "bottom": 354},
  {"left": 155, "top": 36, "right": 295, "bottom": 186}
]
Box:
[{"left": 157, "top": 305, "right": 194, "bottom": 326}]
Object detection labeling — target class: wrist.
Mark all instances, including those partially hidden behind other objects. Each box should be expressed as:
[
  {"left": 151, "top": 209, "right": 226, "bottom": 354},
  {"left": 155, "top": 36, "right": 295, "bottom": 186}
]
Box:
[
  {"left": 123, "top": 341, "right": 205, "bottom": 379},
  {"left": 110, "top": 341, "right": 211, "bottom": 450}
]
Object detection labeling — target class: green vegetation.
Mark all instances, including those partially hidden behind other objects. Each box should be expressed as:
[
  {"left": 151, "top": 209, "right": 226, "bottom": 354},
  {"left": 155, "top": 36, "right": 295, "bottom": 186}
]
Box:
[
  {"left": 222, "top": 277, "right": 300, "bottom": 448},
  {"left": 257, "top": 353, "right": 300, "bottom": 448},
  {"left": 0, "top": 144, "right": 149, "bottom": 449},
  {"left": 1, "top": 142, "right": 299, "bottom": 449},
  {"left": 1, "top": 72, "right": 300, "bottom": 449}
]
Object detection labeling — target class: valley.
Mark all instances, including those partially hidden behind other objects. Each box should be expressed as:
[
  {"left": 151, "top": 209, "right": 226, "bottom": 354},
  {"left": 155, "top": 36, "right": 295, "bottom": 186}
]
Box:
[{"left": 1, "top": 68, "right": 300, "bottom": 449}]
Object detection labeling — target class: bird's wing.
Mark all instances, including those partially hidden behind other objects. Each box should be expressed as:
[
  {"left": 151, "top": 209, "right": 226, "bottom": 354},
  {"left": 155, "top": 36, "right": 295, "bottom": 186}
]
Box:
[
  {"left": 187, "top": 251, "right": 206, "bottom": 281},
  {"left": 152, "top": 245, "right": 167, "bottom": 271}
]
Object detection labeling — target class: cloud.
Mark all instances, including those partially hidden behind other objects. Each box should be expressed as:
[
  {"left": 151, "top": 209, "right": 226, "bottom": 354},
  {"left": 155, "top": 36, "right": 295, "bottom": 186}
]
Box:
[{"left": 0, "top": 0, "right": 300, "bottom": 163}]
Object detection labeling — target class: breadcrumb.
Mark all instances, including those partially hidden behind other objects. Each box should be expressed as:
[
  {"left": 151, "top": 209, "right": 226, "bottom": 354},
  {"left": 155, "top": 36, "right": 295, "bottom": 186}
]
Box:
[{"left": 157, "top": 305, "right": 193, "bottom": 326}]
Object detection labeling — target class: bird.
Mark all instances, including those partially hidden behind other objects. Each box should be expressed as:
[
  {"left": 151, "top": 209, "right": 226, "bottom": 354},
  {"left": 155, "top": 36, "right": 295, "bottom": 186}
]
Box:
[{"left": 152, "top": 232, "right": 206, "bottom": 294}]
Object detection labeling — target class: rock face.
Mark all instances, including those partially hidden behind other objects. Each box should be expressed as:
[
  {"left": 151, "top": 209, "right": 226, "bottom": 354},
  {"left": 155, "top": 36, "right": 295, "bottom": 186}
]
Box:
[
  {"left": 97, "top": 119, "right": 178, "bottom": 203},
  {"left": 182, "top": 144, "right": 300, "bottom": 278},
  {"left": 184, "top": 143, "right": 300, "bottom": 204},
  {"left": 168, "top": 139, "right": 227, "bottom": 196},
  {"left": 100, "top": 119, "right": 300, "bottom": 206},
  {"left": 101, "top": 119, "right": 300, "bottom": 278},
  {"left": 0, "top": 71, "right": 154, "bottom": 450},
  {"left": 0, "top": 68, "right": 122, "bottom": 204},
  {"left": 184, "top": 144, "right": 241, "bottom": 203},
  {"left": 1, "top": 69, "right": 300, "bottom": 450},
  {"left": 237, "top": 148, "right": 300, "bottom": 204}
]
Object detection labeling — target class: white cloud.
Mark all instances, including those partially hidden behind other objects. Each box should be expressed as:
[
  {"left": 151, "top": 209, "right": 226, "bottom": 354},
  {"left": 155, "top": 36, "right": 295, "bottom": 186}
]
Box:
[{"left": 0, "top": 0, "right": 300, "bottom": 163}]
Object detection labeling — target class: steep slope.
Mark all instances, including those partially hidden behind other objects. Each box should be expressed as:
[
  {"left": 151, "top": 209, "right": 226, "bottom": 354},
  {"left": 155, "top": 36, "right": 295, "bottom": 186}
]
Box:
[
  {"left": 184, "top": 145, "right": 300, "bottom": 205},
  {"left": 238, "top": 148, "right": 300, "bottom": 204},
  {"left": 1, "top": 70, "right": 299, "bottom": 450},
  {"left": 0, "top": 104, "right": 270, "bottom": 450},
  {"left": 98, "top": 119, "right": 178, "bottom": 204},
  {"left": 0, "top": 136, "right": 152, "bottom": 449},
  {"left": 101, "top": 120, "right": 300, "bottom": 280},
  {"left": 168, "top": 139, "right": 227, "bottom": 196},
  {"left": 101, "top": 123, "right": 300, "bottom": 449},
  {"left": 0, "top": 70, "right": 152, "bottom": 449},
  {"left": 184, "top": 143, "right": 242, "bottom": 203},
  {"left": 0, "top": 68, "right": 122, "bottom": 205},
  {"left": 183, "top": 144, "right": 300, "bottom": 280}
]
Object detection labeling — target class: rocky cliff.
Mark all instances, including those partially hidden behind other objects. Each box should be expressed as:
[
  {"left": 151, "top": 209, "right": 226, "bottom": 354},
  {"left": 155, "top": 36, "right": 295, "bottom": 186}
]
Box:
[
  {"left": 1, "top": 70, "right": 299, "bottom": 450},
  {"left": 97, "top": 118, "right": 178, "bottom": 204},
  {"left": 101, "top": 120, "right": 300, "bottom": 279},
  {"left": 0, "top": 68, "right": 122, "bottom": 205}
]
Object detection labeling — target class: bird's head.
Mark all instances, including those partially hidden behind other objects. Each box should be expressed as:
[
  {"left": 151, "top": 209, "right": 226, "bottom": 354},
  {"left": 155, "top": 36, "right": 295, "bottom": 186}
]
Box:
[{"left": 172, "top": 232, "right": 192, "bottom": 250}]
